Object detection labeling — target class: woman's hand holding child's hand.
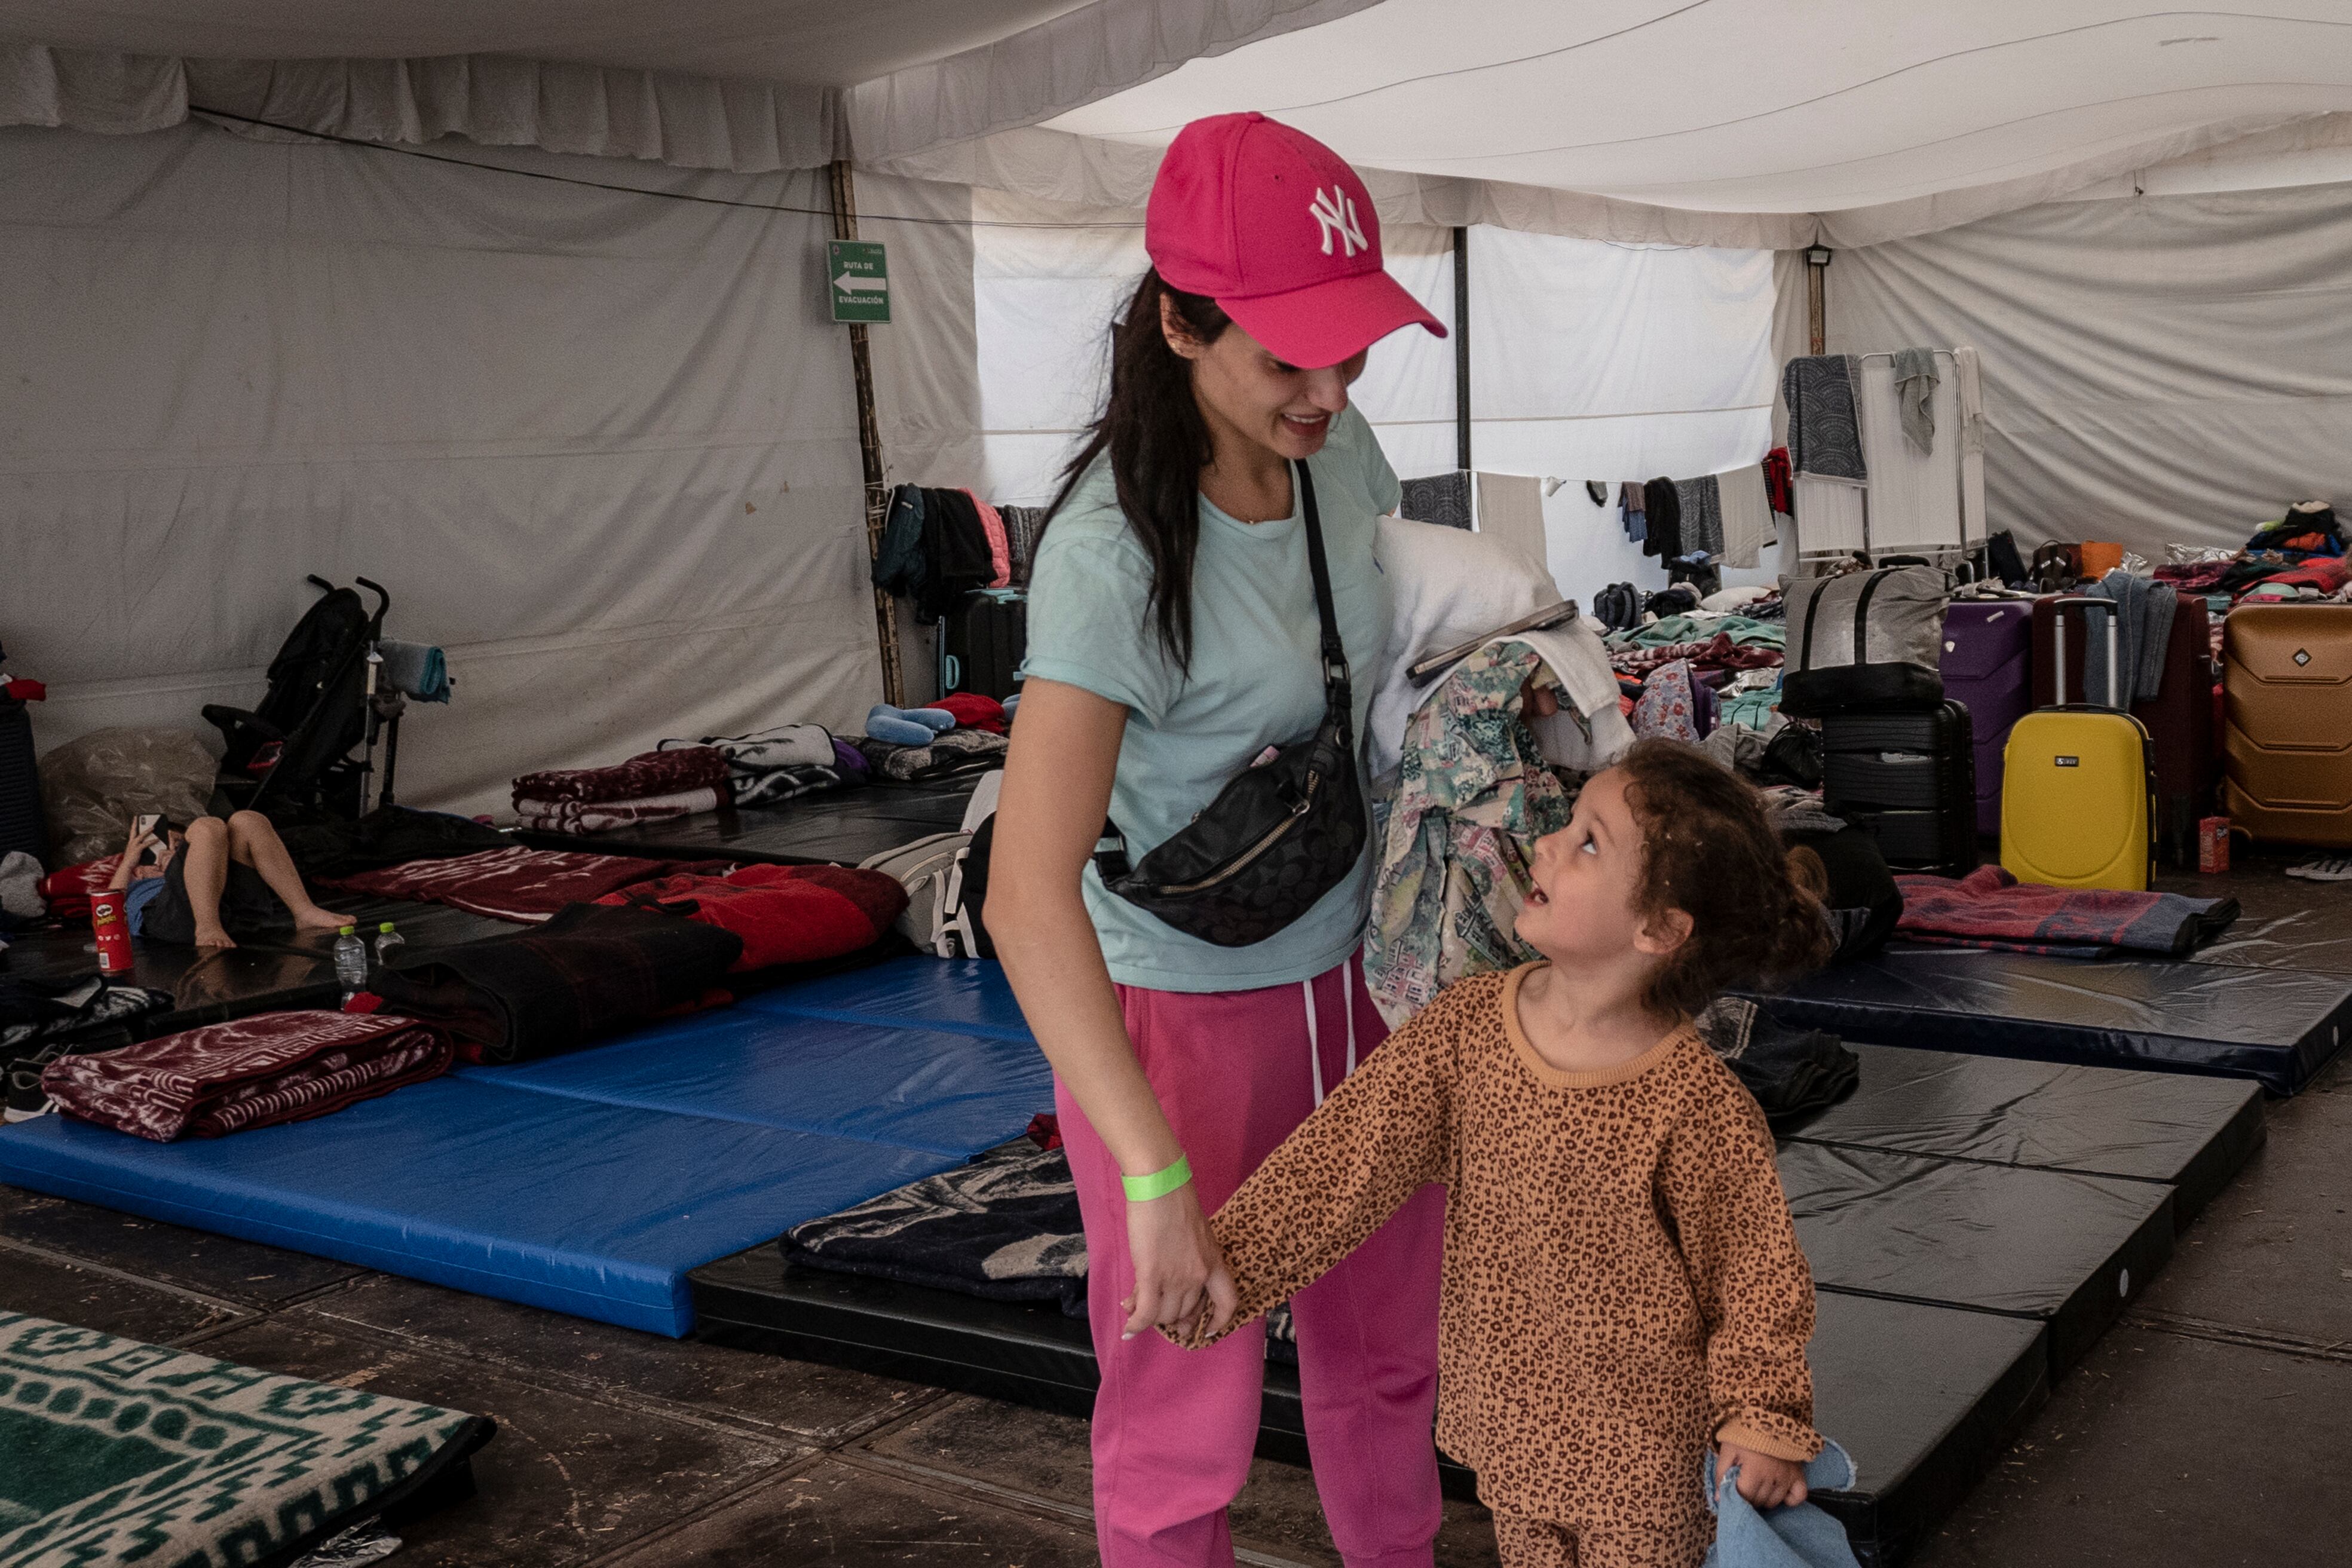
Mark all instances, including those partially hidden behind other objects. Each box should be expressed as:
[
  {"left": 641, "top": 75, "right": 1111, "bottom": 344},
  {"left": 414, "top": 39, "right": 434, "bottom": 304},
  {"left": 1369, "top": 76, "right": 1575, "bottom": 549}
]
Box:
[
  {"left": 1121, "top": 1181, "right": 1238, "bottom": 1346},
  {"left": 1714, "top": 1444, "right": 1808, "bottom": 1510}
]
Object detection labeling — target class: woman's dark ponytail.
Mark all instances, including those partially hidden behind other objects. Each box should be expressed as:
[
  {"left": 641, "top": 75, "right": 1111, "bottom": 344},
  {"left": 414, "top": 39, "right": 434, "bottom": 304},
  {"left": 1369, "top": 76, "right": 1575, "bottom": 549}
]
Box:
[{"left": 1043, "top": 270, "right": 1230, "bottom": 675}]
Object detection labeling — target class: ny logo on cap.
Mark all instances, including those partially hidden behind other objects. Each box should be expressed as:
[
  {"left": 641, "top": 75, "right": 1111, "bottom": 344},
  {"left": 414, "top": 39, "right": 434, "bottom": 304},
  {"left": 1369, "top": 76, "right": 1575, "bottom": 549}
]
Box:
[{"left": 1309, "top": 186, "right": 1367, "bottom": 258}]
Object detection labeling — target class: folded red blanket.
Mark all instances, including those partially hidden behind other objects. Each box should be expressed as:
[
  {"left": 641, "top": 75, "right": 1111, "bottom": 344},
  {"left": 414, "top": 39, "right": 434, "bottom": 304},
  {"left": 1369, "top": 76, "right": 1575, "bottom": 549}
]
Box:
[
  {"left": 42, "top": 1010, "right": 451, "bottom": 1141},
  {"left": 512, "top": 746, "right": 730, "bottom": 807},
  {"left": 318, "top": 846, "right": 730, "bottom": 923},
  {"left": 1895, "top": 865, "right": 2238, "bottom": 957},
  {"left": 933, "top": 692, "right": 1008, "bottom": 734},
  {"left": 38, "top": 856, "right": 119, "bottom": 921},
  {"left": 595, "top": 863, "right": 908, "bottom": 972}
]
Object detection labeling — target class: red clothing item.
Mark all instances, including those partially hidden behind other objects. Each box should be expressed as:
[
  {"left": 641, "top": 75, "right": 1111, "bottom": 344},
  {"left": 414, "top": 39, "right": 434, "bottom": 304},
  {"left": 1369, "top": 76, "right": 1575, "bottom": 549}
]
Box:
[
  {"left": 932, "top": 691, "right": 1007, "bottom": 733},
  {"left": 38, "top": 856, "right": 120, "bottom": 921},
  {"left": 961, "top": 488, "right": 1012, "bottom": 588},
  {"left": 596, "top": 862, "right": 908, "bottom": 972},
  {"left": 1763, "top": 446, "right": 1793, "bottom": 516}
]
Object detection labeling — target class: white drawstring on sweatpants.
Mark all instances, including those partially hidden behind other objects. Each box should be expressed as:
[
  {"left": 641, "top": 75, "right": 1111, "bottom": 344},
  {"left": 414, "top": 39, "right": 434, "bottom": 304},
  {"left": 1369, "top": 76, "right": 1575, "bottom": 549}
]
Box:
[{"left": 1302, "top": 962, "right": 1361, "bottom": 1108}]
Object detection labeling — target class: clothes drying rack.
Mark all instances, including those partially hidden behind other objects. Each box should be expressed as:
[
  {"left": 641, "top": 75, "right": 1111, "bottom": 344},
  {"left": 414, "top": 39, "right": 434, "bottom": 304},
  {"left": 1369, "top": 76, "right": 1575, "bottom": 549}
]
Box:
[{"left": 1793, "top": 347, "right": 1984, "bottom": 575}]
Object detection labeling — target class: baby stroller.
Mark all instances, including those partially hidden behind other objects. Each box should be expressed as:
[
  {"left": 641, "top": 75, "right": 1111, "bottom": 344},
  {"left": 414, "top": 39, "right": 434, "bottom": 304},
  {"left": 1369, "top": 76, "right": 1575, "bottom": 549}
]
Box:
[{"left": 204, "top": 575, "right": 399, "bottom": 822}]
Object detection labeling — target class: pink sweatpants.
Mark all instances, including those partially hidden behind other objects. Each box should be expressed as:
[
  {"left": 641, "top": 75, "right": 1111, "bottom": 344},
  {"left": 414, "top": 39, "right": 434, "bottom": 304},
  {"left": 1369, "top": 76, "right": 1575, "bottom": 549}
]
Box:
[{"left": 1057, "top": 950, "right": 1447, "bottom": 1568}]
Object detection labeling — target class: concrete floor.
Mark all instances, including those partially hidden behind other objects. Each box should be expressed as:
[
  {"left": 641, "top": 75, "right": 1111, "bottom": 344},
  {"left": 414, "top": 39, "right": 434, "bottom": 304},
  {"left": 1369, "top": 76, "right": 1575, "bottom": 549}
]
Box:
[
  {"left": 9, "top": 1036, "right": 2349, "bottom": 1568},
  {"left": 6, "top": 850, "right": 2350, "bottom": 1564}
]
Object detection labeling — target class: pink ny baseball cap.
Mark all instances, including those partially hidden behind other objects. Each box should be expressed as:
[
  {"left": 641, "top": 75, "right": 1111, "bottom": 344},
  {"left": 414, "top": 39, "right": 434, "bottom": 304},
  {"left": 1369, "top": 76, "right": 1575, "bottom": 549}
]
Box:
[{"left": 1146, "top": 112, "right": 1445, "bottom": 370}]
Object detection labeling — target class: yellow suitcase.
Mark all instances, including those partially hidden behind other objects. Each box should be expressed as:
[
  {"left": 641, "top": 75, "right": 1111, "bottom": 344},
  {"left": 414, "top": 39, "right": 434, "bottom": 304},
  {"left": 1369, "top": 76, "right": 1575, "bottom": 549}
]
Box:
[{"left": 2000, "top": 598, "right": 2155, "bottom": 890}]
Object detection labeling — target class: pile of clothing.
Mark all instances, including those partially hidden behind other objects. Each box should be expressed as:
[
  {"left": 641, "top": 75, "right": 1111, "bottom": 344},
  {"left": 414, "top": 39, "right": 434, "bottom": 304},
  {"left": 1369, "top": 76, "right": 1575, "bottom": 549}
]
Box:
[
  {"left": 859, "top": 697, "right": 1010, "bottom": 782},
  {"left": 512, "top": 746, "right": 730, "bottom": 835},
  {"left": 661, "top": 723, "right": 864, "bottom": 810},
  {"left": 871, "top": 485, "right": 1042, "bottom": 621},
  {"left": 2155, "top": 503, "right": 2352, "bottom": 608},
  {"left": 1601, "top": 592, "right": 1790, "bottom": 746}
]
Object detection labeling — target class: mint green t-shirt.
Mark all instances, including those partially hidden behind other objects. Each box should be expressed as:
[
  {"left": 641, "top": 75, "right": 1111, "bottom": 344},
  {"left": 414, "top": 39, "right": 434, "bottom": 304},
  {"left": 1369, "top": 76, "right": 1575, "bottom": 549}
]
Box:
[{"left": 1022, "top": 403, "right": 1399, "bottom": 993}]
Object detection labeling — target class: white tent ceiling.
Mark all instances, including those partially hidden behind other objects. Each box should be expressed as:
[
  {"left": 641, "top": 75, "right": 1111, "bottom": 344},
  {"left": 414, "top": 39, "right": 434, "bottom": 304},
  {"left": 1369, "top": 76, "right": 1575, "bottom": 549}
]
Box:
[{"left": 10, "top": 1, "right": 2352, "bottom": 241}]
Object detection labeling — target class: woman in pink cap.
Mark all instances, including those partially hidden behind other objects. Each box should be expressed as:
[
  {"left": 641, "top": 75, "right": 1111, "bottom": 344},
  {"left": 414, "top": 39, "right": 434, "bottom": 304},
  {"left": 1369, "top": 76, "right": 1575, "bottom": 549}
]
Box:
[{"left": 990, "top": 114, "right": 1449, "bottom": 1566}]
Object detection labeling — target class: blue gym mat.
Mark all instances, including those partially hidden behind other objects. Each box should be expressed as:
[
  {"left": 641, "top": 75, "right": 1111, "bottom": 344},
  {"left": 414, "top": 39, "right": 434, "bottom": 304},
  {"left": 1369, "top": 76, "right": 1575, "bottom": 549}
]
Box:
[{"left": 0, "top": 960, "right": 1051, "bottom": 1336}]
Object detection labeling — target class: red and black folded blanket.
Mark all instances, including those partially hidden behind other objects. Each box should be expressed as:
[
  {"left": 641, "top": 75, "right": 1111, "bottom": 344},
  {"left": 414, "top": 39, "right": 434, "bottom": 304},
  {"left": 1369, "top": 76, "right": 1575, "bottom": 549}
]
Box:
[
  {"left": 513, "top": 746, "right": 730, "bottom": 807},
  {"left": 1895, "top": 866, "right": 2239, "bottom": 958},
  {"left": 317, "top": 846, "right": 730, "bottom": 923},
  {"left": 364, "top": 902, "right": 745, "bottom": 1064},
  {"left": 42, "top": 1010, "right": 452, "bottom": 1141},
  {"left": 593, "top": 863, "right": 908, "bottom": 972}
]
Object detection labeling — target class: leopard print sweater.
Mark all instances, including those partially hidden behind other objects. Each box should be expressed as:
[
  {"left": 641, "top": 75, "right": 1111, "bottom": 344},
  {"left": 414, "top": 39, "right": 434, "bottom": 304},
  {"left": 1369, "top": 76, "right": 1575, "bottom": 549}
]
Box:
[{"left": 1203, "top": 963, "right": 1821, "bottom": 1532}]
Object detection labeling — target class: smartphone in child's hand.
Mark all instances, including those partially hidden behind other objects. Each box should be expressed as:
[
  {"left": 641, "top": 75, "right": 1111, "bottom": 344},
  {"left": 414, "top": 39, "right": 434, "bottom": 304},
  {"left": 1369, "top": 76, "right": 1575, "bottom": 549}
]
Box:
[{"left": 131, "top": 814, "right": 161, "bottom": 866}]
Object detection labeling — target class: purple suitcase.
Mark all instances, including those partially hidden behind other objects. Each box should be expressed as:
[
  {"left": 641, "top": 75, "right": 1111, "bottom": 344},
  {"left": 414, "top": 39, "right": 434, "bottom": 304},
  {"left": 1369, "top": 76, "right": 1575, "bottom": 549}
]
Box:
[{"left": 1939, "top": 601, "right": 2036, "bottom": 834}]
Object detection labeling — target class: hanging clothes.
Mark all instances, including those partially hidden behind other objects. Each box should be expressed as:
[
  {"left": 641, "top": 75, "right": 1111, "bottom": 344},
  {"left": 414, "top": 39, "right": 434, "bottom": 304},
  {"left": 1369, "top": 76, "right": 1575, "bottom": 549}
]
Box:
[
  {"left": 1619, "top": 481, "right": 1648, "bottom": 544},
  {"left": 1399, "top": 470, "right": 1474, "bottom": 530},
  {"left": 1763, "top": 446, "right": 1794, "bottom": 516},
  {"left": 1675, "top": 475, "right": 1725, "bottom": 558},
  {"left": 1365, "top": 642, "right": 1573, "bottom": 1027},
  {"left": 1780, "top": 356, "right": 1867, "bottom": 483},
  {"left": 1717, "top": 464, "right": 1774, "bottom": 569},
  {"left": 1891, "top": 347, "right": 1940, "bottom": 454},
  {"left": 1475, "top": 471, "right": 1547, "bottom": 565},
  {"left": 1642, "top": 476, "right": 1683, "bottom": 559}
]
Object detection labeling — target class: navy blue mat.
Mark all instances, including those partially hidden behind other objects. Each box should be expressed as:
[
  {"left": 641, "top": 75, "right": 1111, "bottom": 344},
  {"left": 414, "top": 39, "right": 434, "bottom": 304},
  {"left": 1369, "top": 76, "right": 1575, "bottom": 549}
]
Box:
[
  {"left": 1739, "top": 949, "right": 2352, "bottom": 1094},
  {"left": 0, "top": 961, "right": 1049, "bottom": 1337}
]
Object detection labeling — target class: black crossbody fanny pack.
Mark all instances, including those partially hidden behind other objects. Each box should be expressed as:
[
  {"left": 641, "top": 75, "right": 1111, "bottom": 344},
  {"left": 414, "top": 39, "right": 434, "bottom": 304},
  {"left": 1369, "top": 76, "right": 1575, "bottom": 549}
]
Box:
[{"left": 1093, "top": 461, "right": 1368, "bottom": 948}]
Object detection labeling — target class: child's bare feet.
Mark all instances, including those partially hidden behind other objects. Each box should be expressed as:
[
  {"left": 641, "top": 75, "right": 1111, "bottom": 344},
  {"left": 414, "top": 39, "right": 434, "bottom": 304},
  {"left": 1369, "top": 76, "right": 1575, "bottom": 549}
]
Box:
[
  {"left": 293, "top": 906, "right": 351, "bottom": 934},
  {"left": 192, "top": 925, "right": 238, "bottom": 951}
]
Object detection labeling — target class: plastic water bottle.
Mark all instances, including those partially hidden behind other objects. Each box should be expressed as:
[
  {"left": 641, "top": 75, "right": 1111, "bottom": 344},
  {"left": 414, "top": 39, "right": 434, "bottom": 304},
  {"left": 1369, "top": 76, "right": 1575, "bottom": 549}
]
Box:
[
  {"left": 373, "top": 920, "right": 406, "bottom": 970},
  {"left": 333, "top": 925, "right": 369, "bottom": 1001}
]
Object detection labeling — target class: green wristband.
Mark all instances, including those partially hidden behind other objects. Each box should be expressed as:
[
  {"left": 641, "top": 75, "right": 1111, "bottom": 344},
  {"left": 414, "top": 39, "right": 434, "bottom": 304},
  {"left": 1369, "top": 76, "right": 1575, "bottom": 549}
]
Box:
[{"left": 1122, "top": 1155, "right": 1192, "bottom": 1203}]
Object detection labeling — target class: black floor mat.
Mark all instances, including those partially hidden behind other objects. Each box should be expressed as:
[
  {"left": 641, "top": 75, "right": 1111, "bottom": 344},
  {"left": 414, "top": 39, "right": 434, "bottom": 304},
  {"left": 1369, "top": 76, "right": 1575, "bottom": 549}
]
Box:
[{"left": 1786, "top": 1043, "right": 2264, "bottom": 1223}]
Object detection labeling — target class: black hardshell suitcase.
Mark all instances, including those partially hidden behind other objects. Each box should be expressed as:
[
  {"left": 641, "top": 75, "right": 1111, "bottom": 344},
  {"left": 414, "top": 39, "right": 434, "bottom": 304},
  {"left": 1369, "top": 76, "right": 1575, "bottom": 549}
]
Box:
[
  {"left": 1820, "top": 702, "right": 1979, "bottom": 878},
  {"left": 939, "top": 590, "right": 1027, "bottom": 702}
]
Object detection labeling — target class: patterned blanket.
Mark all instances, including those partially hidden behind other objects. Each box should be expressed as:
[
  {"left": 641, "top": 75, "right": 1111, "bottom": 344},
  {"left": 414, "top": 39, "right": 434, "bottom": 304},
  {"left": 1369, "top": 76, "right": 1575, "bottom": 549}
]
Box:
[
  {"left": 512, "top": 745, "right": 730, "bottom": 806},
  {"left": 855, "top": 729, "right": 1007, "bottom": 783},
  {"left": 1367, "top": 643, "right": 1574, "bottom": 1025},
  {"left": 317, "top": 845, "right": 723, "bottom": 923},
  {"left": 41, "top": 1010, "right": 451, "bottom": 1142},
  {"left": 513, "top": 785, "right": 727, "bottom": 836},
  {"left": 1894, "top": 865, "right": 2240, "bottom": 958},
  {"left": 785, "top": 1137, "right": 1086, "bottom": 1312},
  {"left": 0, "top": 1312, "right": 492, "bottom": 1567}
]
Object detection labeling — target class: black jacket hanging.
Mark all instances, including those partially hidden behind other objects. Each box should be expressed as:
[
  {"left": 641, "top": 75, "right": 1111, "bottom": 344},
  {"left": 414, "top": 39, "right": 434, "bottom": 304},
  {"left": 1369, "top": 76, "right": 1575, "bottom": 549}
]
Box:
[
  {"left": 918, "top": 488, "right": 997, "bottom": 624},
  {"left": 1642, "top": 477, "right": 1682, "bottom": 560}
]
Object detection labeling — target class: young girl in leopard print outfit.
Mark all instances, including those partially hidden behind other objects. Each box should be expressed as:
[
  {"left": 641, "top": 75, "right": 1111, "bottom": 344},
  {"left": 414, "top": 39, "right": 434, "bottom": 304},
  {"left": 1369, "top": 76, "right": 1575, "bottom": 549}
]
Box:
[{"left": 1178, "top": 739, "right": 1834, "bottom": 1568}]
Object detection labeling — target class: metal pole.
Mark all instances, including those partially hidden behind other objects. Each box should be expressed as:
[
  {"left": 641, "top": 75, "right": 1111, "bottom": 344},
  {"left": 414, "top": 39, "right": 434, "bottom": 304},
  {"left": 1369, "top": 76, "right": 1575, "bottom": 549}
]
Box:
[
  {"left": 830, "top": 158, "right": 906, "bottom": 709},
  {"left": 1452, "top": 225, "right": 1472, "bottom": 474}
]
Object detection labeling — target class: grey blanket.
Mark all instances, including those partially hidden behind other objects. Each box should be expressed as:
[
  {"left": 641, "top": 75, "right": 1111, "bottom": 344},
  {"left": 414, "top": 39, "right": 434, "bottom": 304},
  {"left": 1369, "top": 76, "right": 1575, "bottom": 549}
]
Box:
[{"left": 1780, "top": 355, "right": 1867, "bottom": 482}]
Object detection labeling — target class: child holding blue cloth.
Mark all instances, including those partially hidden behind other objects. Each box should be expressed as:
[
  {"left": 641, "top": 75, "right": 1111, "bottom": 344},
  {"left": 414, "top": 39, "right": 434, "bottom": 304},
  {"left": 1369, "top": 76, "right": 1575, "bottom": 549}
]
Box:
[{"left": 1176, "top": 740, "right": 1844, "bottom": 1567}]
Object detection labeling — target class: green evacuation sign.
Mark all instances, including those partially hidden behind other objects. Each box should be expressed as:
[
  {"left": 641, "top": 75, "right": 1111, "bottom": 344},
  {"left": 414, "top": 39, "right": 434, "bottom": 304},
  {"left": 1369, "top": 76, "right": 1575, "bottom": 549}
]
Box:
[{"left": 827, "top": 239, "right": 890, "bottom": 324}]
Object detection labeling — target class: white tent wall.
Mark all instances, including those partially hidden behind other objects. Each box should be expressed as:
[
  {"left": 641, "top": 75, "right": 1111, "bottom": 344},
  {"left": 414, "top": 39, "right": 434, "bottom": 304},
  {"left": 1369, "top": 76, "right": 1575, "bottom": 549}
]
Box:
[
  {"left": 967, "top": 192, "right": 1780, "bottom": 604},
  {"left": 2, "top": 119, "right": 904, "bottom": 819},
  {"left": 1819, "top": 179, "right": 2352, "bottom": 559},
  {"left": 858, "top": 168, "right": 984, "bottom": 706}
]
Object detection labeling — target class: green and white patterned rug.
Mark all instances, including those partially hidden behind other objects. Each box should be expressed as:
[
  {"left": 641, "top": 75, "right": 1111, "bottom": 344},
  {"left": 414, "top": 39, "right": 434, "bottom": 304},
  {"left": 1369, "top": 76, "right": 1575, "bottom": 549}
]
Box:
[{"left": 0, "top": 1312, "right": 494, "bottom": 1568}]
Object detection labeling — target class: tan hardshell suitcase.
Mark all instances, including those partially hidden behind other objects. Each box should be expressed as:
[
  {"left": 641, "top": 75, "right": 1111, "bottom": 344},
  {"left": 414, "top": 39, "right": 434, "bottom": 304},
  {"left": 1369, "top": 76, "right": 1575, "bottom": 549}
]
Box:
[{"left": 2223, "top": 603, "right": 2352, "bottom": 846}]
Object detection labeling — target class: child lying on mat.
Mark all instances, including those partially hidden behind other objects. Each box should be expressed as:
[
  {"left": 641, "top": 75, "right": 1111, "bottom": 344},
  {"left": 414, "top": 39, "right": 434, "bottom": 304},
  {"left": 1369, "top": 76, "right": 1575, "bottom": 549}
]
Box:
[
  {"left": 1170, "top": 739, "right": 1833, "bottom": 1568},
  {"left": 111, "top": 812, "right": 351, "bottom": 950}
]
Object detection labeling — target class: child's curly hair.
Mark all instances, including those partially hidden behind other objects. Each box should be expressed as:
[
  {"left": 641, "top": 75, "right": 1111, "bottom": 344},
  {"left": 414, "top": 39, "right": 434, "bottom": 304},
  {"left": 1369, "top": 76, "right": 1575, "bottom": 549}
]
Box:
[{"left": 1615, "top": 739, "right": 1833, "bottom": 1018}]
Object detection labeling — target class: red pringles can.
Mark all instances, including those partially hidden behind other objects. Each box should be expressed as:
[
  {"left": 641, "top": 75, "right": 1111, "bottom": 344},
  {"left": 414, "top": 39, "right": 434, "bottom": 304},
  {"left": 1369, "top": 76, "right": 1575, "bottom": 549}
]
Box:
[
  {"left": 88, "top": 887, "right": 136, "bottom": 975},
  {"left": 2198, "top": 816, "right": 2231, "bottom": 875}
]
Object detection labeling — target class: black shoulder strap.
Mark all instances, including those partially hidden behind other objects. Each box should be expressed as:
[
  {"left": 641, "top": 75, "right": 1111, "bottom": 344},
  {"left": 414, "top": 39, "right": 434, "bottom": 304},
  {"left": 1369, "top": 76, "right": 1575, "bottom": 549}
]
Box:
[
  {"left": 1796, "top": 578, "right": 1826, "bottom": 671},
  {"left": 1296, "top": 461, "right": 1353, "bottom": 737},
  {"left": 1851, "top": 567, "right": 1895, "bottom": 665}
]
